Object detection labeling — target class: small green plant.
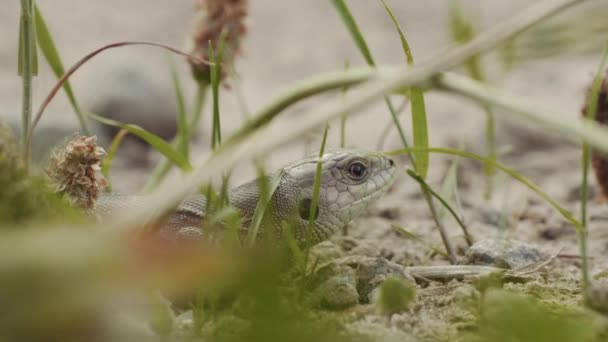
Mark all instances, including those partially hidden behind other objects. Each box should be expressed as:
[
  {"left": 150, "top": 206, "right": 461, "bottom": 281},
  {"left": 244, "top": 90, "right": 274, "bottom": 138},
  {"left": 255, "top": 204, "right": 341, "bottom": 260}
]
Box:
[{"left": 374, "top": 276, "right": 417, "bottom": 317}]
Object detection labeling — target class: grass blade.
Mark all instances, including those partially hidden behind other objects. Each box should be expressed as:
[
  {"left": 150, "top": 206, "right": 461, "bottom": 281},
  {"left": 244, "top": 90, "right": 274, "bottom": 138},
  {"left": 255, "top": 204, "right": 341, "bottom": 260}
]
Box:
[
  {"left": 87, "top": 112, "right": 192, "bottom": 172},
  {"left": 18, "top": 0, "right": 37, "bottom": 164},
  {"left": 388, "top": 147, "right": 582, "bottom": 231},
  {"left": 448, "top": 0, "right": 496, "bottom": 197},
  {"left": 331, "top": 0, "right": 413, "bottom": 166},
  {"left": 245, "top": 168, "right": 285, "bottom": 247},
  {"left": 33, "top": 4, "right": 90, "bottom": 135},
  {"left": 101, "top": 128, "right": 129, "bottom": 192},
  {"left": 407, "top": 169, "right": 473, "bottom": 246},
  {"left": 380, "top": 0, "right": 430, "bottom": 178},
  {"left": 169, "top": 60, "right": 189, "bottom": 157},
  {"left": 209, "top": 42, "right": 222, "bottom": 149},
  {"left": 306, "top": 124, "right": 330, "bottom": 253},
  {"left": 331, "top": 0, "right": 375, "bottom": 65}
]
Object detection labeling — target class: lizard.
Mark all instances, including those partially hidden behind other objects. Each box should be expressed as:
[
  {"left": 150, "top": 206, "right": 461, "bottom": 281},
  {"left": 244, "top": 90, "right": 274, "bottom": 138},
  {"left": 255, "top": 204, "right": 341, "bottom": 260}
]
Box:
[{"left": 94, "top": 149, "right": 397, "bottom": 247}]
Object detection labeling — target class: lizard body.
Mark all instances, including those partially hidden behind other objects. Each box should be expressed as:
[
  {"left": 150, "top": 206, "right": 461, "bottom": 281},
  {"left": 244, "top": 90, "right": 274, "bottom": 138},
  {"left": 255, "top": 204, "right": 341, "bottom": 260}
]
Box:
[{"left": 95, "top": 150, "right": 397, "bottom": 246}]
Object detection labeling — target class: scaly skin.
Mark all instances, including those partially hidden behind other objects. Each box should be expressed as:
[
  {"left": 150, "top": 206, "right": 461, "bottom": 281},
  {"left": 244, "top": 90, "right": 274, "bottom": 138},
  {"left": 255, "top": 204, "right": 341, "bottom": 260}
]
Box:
[{"left": 96, "top": 149, "right": 397, "bottom": 246}]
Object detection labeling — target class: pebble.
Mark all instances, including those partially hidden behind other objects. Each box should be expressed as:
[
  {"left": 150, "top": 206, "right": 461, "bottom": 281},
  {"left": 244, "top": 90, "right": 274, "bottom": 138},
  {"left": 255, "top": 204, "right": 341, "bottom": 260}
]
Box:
[
  {"left": 310, "top": 255, "right": 415, "bottom": 309},
  {"left": 309, "top": 262, "right": 359, "bottom": 310},
  {"left": 465, "top": 239, "right": 544, "bottom": 269},
  {"left": 83, "top": 63, "right": 179, "bottom": 165}
]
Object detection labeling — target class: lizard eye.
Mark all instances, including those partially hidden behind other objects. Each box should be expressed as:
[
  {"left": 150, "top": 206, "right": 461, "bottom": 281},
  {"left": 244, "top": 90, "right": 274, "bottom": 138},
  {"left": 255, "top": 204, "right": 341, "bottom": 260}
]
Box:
[{"left": 346, "top": 161, "right": 367, "bottom": 180}]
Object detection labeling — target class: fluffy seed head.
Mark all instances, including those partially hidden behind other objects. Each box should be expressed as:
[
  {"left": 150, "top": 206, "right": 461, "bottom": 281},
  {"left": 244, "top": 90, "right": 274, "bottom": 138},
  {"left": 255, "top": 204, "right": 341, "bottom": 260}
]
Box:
[
  {"left": 187, "top": 0, "right": 248, "bottom": 82},
  {"left": 47, "top": 135, "right": 108, "bottom": 209}
]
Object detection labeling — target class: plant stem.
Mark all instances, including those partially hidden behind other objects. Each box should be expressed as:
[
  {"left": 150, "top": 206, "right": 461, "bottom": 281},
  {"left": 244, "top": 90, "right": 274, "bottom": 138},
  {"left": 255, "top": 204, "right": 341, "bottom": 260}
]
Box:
[
  {"left": 19, "top": 0, "right": 35, "bottom": 167},
  {"left": 422, "top": 188, "right": 458, "bottom": 264},
  {"left": 580, "top": 44, "right": 608, "bottom": 303}
]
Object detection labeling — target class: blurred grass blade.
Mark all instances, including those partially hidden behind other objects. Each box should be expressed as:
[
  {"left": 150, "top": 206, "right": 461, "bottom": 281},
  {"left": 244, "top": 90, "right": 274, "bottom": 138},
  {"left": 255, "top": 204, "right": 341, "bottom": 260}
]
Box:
[
  {"left": 18, "top": 0, "right": 38, "bottom": 76},
  {"left": 209, "top": 42, "right": 222, "bottom": 149},
  {"left": 307, "top": 124, "right": 330, "bottom": 250},
  {"left": 388, "top": 147, "right": 582, "bottom": 231},
  {"left": 282, "top": 221, "right": 306, "bottom": 271},
  {"left": 331, "top": 0, "right": 375, "bottom": 65},
  {"left": 101, "top": 128, "right": 129, "bottom": 192},
  {"left": 381, "top": 0, "right": 429, "bottom": 178},
  {"left": 245, "top": 168, "right": 285, "bottom": 247},
  {"left": 406, "top": 168, "right": 473, "bottom": 246},
  {"left": 448, "top": 0, "right": 496, "bottom": 196},
  {"left": 169, "top": 59, "right": 189, "bottom": 157},
  {"left": 211, "top": 31, "right": 228, "bottom": 150},
  {"left": 88, "top": 112, "right": 192, "bottom": 171},
  {"left": 331, "top": 0, "right": 413, "bottom": 164},
  {"left": 33, "top": 4, "right": 90, "bottom": 135},
  {"left": 409, "top": 89, "right": 429, "bottom": 177},
  {"left": 18, "top": 0, "right": 37, "bottom": 165},
  {"left": 437, "top": 157, "right": 460, "bottom": 220}
]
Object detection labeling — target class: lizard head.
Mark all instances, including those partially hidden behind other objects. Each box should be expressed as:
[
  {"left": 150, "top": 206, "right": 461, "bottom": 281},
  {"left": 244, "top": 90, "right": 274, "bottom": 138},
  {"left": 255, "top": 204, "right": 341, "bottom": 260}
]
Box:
[{"left": 282, "top": 149, "right": 397, "bottom": 244}]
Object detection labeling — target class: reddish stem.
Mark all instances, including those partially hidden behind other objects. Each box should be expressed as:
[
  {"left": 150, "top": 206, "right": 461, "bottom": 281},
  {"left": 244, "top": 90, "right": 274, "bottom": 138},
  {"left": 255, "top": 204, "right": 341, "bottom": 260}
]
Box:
[{"left": 26, "top": 41, "right": 212, "bottom": 162}]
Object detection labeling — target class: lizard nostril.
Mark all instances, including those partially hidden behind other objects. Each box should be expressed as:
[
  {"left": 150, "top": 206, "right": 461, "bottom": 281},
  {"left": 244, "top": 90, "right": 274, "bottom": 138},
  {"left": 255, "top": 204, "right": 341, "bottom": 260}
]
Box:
[{"left": 388, "top": 158, "right": 395, "bottom": 167}]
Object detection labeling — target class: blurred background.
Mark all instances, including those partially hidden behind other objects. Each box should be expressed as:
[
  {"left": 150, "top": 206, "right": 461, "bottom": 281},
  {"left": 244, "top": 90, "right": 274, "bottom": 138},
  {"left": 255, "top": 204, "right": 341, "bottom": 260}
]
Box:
[{"left": 0, "top": 0, "right": 604, "bottom": 190}]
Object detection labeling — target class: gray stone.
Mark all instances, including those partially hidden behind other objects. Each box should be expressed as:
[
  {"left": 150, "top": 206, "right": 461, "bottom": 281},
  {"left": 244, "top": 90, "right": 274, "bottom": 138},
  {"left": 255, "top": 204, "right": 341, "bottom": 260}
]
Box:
[
  {"left": 587, "top": 277, "right": 608, "bottom": 314},
  {"left": 465, "top": 239, "right": 543, "bottom": 269},
  {"left": 83, "top": 63, "right": 179, "bottom": 166},
  {"left": 477, "top": 205, "right": 508, "bottom": 227},
  {"left": 310, "top": 262, "right": 359, "bottom": 310},
  {"left": 308, "top": 240, "right": 344, "bottom": 265},
  {"left": 336, "top": 255, "right": 415, "bottom": 304}
]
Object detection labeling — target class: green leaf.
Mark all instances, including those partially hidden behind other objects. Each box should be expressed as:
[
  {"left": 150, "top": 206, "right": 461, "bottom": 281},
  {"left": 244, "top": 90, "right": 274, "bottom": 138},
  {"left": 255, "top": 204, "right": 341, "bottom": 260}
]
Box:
[
  {"left": 410, "top": 89, "right": 429, "bottom": 177},
  {"left": 379, "top": 0, "right": 413, "bottom": 66},
  {"left": 307, "top": 124, "right": 330, "bottom": 248},
  {"left": 169, "top": 60, "right": 189, "bottom": 157},
  {"left": 331, "top": 0, "right": 375, "bottom": 66},
  {"left": 33, "top": 4, "right": 90, "bottom": 134},
  {"left": 380, "top": 0, "right": 430, "bottom": 178},
  {"left": 87, "top": 112, "right": 192, "bottom": 172},
  {"left": 209, "top": 42, "right": 222, "bottom": 149},
  {"left": 330, "top": 0, "right": 413, "bottom": 164}
]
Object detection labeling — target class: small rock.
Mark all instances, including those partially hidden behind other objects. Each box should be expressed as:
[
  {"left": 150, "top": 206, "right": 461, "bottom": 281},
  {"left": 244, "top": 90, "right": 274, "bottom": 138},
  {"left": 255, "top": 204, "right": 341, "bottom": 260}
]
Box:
[
  {"left": 465, "top": 239, "right": 544, "bottom": 269},
  {"left": 338, "top": 255, "right": 415, "bottom": 303},
  {"left": 308, "top": 241, "right": 344, "bottom": 264},
  {"left": 309, "top": 262, "right": 359, "bottom": 310},
  {"left": 587, "top": 277, "right": 608, "bottom": 314},
  {"left": 83, "top": 63, "right": 179, "bottom": 166},
  {"left": 539, "top": 225, "right": 575, "bottom": 241},
  {"left": 347, "top": 240, "right": 381, "bottom": 257},
  {"left": 477, "top": 206, "right": 508, "bottom": 227}
]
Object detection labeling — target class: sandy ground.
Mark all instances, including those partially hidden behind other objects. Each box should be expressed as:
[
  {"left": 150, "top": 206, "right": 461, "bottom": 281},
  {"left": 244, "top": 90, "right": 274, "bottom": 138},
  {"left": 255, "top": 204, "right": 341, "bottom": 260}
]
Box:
[{"left": 2, "top": 1, "right": 608, "bottom": 340}]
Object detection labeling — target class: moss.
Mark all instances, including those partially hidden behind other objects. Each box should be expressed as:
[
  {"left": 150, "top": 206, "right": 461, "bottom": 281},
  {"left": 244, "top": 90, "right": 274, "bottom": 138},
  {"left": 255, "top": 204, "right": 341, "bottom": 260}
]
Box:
[{"left": 0, "top": 122, "right": 79, "bottom": 227}]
